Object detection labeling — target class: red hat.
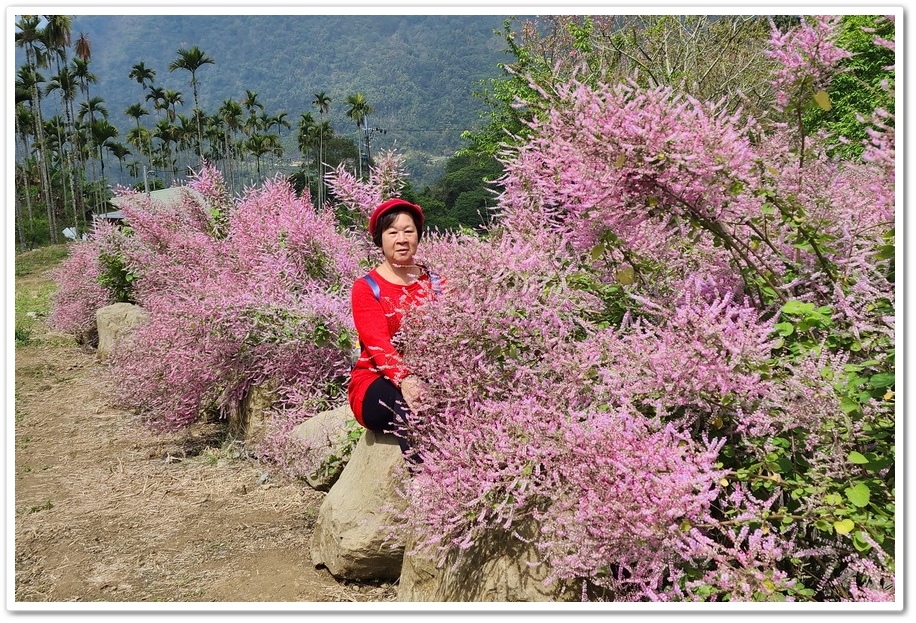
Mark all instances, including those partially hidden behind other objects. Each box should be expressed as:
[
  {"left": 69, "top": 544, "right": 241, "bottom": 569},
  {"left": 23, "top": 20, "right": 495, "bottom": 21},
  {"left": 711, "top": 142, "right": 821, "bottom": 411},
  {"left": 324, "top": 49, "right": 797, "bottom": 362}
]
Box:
[{"left": 368, "top": 198, "right": 424, "bottom": 237}]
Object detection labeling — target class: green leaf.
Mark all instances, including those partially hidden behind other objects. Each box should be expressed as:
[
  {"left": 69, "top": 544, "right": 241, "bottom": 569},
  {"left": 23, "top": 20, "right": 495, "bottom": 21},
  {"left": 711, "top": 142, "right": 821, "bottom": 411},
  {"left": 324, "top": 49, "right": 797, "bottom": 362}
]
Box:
[
  {"left": 839, "top": 398, "right": 860, "bottom": 415},
  {"left": 823, "top": 493, "right": 843, "bottom": 506},
  {"left": 813, "top": 89, "right": 833, "bottom": 111},
  {"left": 774, "top": 322, "right": 794, "bottom": 336},
  {"left": 848, "top": 451, "right": 869, "bottom": 465},
  {"left": 845, "top": 483, "right": 871, "bottom": 508},
  {"left": 773, "top": 457, "right": 793, "bottom": 474},
  {"left": 781, "top": 300, "right": 815, "bottom": 316},
  {"left": 852, "top": 530, "right": 872, "bottom": 552},
  {"left": 875, "top": 244, "right": 895, "bottom": 261},
  {"left": 869, "top": 373, "right": 895, "bottom": 389},
  {"left": 615, "top": 266, "right": 635, "bottom": 285},
  {"left": 833, "top": 519, "right": 854, "bottom": 534}
]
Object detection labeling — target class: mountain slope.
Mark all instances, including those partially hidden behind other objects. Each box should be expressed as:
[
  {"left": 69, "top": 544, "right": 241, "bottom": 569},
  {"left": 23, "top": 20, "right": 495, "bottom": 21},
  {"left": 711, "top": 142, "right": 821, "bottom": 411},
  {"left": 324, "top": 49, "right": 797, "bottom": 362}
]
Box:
[{"left": 58, "top": 14, "right": 516, "bottom": 182}]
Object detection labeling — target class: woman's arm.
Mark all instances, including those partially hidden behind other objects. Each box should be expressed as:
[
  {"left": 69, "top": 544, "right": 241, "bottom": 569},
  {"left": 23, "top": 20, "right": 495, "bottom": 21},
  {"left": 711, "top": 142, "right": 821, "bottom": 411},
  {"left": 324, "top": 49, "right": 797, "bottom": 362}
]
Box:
[{"left": 351, "top": 278, "right": 410, "bottom": 385}]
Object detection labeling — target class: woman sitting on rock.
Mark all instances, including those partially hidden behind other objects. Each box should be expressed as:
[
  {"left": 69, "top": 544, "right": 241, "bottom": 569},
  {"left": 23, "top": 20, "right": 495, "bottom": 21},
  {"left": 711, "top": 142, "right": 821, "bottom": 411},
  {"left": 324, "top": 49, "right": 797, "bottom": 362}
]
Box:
[{"left": 348, "top": 198, "right": 438, "bottom": 458}]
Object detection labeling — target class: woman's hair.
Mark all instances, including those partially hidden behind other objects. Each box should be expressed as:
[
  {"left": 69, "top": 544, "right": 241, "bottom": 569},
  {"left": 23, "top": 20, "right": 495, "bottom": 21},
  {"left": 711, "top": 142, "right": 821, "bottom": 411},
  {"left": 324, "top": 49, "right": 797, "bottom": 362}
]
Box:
[{"left": 372, "top": 208, "right": 423, "bottom": 247}]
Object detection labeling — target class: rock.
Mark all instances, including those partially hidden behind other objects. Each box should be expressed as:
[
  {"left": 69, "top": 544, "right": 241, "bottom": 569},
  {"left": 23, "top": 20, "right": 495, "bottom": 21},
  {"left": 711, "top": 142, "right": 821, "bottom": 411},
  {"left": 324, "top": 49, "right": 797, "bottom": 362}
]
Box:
[
  {"left": 310, "top": 429, "right": 408, "bottom": 581},
  {"left": 95, "top": 303, "right": 148, "bottom": 359},
  {"left": 290, "top": 404, "right": 358, "bottom": 491},
  {"left": 227, "top": 381, "right": 277, "bottom": 443},
  {"left": 398, "top": 517, "right": 578, "bottom": 602}
]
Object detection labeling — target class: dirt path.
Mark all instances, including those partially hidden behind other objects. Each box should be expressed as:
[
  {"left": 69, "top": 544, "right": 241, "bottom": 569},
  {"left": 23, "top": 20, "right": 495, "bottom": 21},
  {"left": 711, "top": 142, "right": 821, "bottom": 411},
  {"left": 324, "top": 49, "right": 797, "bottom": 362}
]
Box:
[{"left": 11, "top": 276, "right": 397, "bottom": 605}]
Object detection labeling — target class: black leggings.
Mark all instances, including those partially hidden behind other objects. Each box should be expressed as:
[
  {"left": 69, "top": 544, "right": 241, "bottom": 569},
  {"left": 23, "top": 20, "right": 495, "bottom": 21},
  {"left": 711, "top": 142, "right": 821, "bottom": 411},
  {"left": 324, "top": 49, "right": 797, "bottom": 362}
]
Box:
[{"left": 361, "top": 376, "right": 413, "bottom": 457}]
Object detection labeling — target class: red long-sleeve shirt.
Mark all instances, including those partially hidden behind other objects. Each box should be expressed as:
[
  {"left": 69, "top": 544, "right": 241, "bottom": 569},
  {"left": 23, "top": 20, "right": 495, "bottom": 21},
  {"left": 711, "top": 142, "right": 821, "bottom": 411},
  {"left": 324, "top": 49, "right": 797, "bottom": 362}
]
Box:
[{"left": 347, "top": 268, "right": 433, "bottom": 426}]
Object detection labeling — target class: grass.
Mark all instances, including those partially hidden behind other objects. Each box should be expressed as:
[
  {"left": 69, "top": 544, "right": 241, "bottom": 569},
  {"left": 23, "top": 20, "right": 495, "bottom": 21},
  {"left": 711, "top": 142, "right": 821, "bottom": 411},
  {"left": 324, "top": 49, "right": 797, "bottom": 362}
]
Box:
[
  {"left": 19, "top": 499, "right": 54, "bottom": 516},
  {"left": 15, "top": 244, "right": 70, "bottom": 278},
  {"left": 197, "top": 439, "right": 249, "bottom": 467},
  {"left": 14, "top": 244, "right": 70, "bottom": 346}
]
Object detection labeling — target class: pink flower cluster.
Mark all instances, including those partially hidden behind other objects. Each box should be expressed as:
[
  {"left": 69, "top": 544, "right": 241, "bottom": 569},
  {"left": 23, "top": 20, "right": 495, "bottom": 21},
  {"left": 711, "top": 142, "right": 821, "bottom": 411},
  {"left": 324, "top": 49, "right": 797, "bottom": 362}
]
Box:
[
  {"left": 765, "top": 15, "right": 852, "bottom": 112},
  {"left": 47, "top": 226, "right": 115, "bottom": 336},
  {"left": 105, "top": 166, "right": 362, "bottom": 432},
  {"left": 324, "top": 150, "right": 409, "bottom": 220}
]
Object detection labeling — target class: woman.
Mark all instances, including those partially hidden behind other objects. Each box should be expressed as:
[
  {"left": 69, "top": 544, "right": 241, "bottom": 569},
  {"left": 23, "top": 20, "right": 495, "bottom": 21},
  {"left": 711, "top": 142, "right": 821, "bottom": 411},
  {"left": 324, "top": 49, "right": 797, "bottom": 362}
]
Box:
[{"left": 348, "top": 198, "right": 436, "bottom": 456}]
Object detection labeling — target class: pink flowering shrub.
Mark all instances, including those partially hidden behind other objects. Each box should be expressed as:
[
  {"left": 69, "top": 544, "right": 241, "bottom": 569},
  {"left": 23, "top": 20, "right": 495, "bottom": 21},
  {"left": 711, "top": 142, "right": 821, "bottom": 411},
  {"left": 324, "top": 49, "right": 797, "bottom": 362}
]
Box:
[
  {"left": 47, "top": 227, "right": 116, "bottom": 339},
  {"left": 392, "top": 15, "right": 895, "bottom": 602},
  {"left": 104, "top": 167, "right": 363, "bottom": 440}
]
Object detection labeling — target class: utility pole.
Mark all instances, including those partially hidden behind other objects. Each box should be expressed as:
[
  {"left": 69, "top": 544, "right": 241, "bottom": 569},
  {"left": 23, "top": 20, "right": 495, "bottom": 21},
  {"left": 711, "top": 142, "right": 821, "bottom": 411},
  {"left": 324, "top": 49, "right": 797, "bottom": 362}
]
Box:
[
  {"left": 366, "top": 126, "right": 387, "bottom": 171},
  {"left": 142, "top": 165, "right": 159, "bottom": 198}
]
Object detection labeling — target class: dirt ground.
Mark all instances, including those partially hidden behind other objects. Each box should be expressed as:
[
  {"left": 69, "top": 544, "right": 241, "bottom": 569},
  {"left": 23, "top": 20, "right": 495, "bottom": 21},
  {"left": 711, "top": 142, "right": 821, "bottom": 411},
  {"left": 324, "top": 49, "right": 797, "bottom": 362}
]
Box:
[{"left": 10, "top": 273, "right": 398, "bottom": 608}]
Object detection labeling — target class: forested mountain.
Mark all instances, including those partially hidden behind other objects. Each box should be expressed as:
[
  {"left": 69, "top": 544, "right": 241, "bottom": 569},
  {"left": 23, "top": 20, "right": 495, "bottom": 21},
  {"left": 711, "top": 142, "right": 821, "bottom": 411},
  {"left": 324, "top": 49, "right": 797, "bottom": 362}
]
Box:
[{"left": 31, "top": 13, "right": 518, "bottom": 185}]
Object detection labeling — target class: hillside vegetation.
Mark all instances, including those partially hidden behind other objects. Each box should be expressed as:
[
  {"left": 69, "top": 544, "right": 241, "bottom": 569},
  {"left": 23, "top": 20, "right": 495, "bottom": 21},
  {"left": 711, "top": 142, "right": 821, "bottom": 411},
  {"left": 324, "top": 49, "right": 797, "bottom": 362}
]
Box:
[{"left": 58, "top": 14, "right": 515, "bottom": 182}]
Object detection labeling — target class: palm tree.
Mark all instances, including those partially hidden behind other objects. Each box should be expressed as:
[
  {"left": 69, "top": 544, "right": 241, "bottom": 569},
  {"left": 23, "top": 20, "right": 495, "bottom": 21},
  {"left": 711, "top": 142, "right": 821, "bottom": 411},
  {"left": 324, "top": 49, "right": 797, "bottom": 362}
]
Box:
[
  {"left": 174, "top": 113, "right": 197, "bottom": 174},
  {"left": 312, "top": 91, "right": 331, "bottom": 204},
  {"left": 74, "top": 31, "right": 91, "bottom": 62},
  {"left": 217, "top": 98, "right": 244, "bottom": 190},
  {"left": 241, "top": 90, "right": 265, "bottom": 131},
  {"left": 267, "top": 111, "right": 290, "bottom": 138},
  {"left": 129, "top": 61, "right": 156, "bottom": 98},
  {"left": 126, "top": 126, "right": 152, "bottom": 173},
  {"left": 15, "top": 15, "right": 56, "bottom": 241},
  {"left": 78, "top": 99, "right": 112, "bottom": 166},
  {"left": 345, "top": 92, "right": 374, "bottom": 178},
  {"left": 45, "top": 65, "right": 81, "bottom": 232},
  {"left": 297, "top": 112, "right": 317, "bottom": 190},
  {"left": 77, "top": 96, "right": 109, "bottom": 124},
  {"left": 152, "top": 118, "right": 180, "bottom": 182},
  {"left": 87, "top": 118, "right": 119, "bottom": 210},
  {"left": 15, "top": 102, "right": 36, "bottom": 250},
  {"left": 261, "top": 111, "right": 290, "bottom": 169},
  {"left": 71, "top": 58, "right": 97, "bottom": 116},
  {"left": 124, "top": 103, "right": 149, "bottom": 129},
  {"left": 161, "top": 89, "right": 184, "bottom": 122},
  {"left": 107, "top": 142, "right": 131, "bottom": 179},
  {"left": 42, "top": 14, "right": 73, "bottom": 66},
  {"left": 313, "top": 91, "right": 331, "bottom": 118},
  {"left": 202, "top": 112, "right": 226, "bottom": 165},
  {"left": 89, "top": 119, "right": 119, "bottom": 172},
  {"left": 168, "top": 46, "right": 214, "bottom": 161},
  {"left": 146, "top": 85, "right": 166, "bottom": 119},
  {"left": 246, "top": 133, "right": 281, "bottom": 180}
]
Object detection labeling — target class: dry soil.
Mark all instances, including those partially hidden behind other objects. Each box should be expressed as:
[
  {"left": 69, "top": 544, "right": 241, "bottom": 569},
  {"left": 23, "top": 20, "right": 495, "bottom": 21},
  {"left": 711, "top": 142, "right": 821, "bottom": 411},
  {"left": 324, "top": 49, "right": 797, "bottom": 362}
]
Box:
[{"left": 11, "top": 270, "right": 398, "bottom": 608}]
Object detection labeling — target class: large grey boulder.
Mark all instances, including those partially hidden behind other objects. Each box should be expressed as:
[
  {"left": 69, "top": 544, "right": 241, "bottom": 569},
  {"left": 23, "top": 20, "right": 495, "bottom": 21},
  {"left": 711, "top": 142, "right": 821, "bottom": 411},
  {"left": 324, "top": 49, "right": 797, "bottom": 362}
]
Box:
[
  {"left": 290, "top": 404, "right": 358, "bottom": 491},
  {"left": 95, "top": 302, "right": 148, "bottom": 359},
  {"left": 398, "top": 517, "right": 578, "bottom": 602},
  {"left": 310, "top": 429, "right": 408, "bottom": 581}
]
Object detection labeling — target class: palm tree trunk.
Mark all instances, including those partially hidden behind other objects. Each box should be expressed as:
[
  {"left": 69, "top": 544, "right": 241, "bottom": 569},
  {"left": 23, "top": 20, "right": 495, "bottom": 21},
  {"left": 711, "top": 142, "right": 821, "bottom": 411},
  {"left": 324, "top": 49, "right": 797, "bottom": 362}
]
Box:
[
  {"left": 64, "top": 102, "right": 81, "bottom": 234},
  {"left": 22, "top": 42, "right": 56, "bottom": 242},
  {"left": 15, "top": 165, "right": 29, "bottom": 251},
  {"left": 32, "top": 107, "right": 57, "bottom": 242},
  {"left": 17, "top": 135, "right": 37, "bottom": 248}
]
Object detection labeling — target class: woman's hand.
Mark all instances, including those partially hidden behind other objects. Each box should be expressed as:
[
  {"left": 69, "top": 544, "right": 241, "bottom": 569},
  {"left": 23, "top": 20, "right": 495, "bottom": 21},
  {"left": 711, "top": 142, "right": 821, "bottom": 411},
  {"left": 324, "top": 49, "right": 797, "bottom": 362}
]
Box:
[{"left": 400, "top": 374, "right": 425, "bottom": 412}]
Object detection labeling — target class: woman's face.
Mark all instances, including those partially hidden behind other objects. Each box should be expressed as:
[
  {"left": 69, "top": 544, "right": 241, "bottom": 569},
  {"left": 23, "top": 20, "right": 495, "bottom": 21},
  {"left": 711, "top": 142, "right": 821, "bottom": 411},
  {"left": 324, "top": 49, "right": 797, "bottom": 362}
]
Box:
[{"left": 381, "top": 212, "right": 419, "bottom": 267}]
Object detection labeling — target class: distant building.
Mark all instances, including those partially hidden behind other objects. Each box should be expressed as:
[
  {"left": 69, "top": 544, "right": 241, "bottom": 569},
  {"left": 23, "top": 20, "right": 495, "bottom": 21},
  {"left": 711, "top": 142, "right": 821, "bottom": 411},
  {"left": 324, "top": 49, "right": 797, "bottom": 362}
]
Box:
[{"left": 97, "top": 187, "right": 207, "bottom": 225}]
